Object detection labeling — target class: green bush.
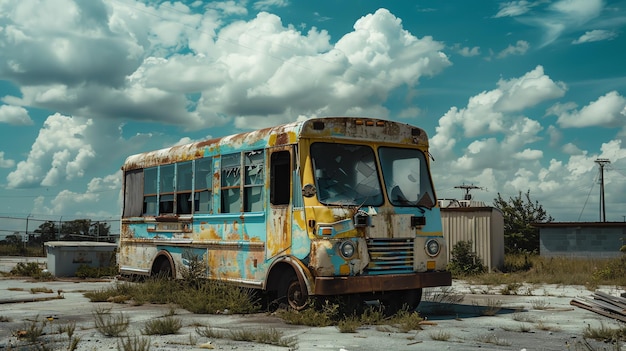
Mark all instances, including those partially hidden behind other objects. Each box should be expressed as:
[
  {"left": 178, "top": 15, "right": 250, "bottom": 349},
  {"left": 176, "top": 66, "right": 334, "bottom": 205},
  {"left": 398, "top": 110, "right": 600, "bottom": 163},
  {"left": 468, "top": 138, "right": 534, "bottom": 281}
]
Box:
[
  {"left": 447, "top": 240, "right": 486, "bottom": 277},
  {"left": 10, "top": 262, "right": 53, "bottom": 280}
]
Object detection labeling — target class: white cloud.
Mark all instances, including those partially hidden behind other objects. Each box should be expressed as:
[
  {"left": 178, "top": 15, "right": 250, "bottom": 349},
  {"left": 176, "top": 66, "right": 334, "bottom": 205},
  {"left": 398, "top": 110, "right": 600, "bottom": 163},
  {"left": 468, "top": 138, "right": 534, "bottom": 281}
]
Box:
[
  {"left": 496, "top": 40, "right": 529, "bottom": 58},
  {"left": 253, "top": 0, "right": 289, "bottom": 11},
  {"left": 572, "top": 29, "right": 618, "bottom": 44},
  {"left": 6, "top": 113, "right": 96, "bottom": 188},
  {"left": 427, "top": 66, "right": 626, "bottom": 221},
  {"left": 495, "top": 65, "right": 567, "bottom": 112},
  {"left": 513, "top": 148, "right": 543, "bottom": 160},
  {"left": 0, "top": 104, "right": 33, "bottom": 125},
  {"left": 0, "top": 151, "right": 15, "bottom": 168},
  {"left": 494, "top": 1, "right": 533, "bottom": 18},
  {"left": 0, "top": 3, "right": 451, "bottom": 131},
  {"left": 431, "top": 65, "right": 564, "bottom": 154},
  {"left": 453, "top": 44, "right": 480, "bottom": 57},
  {"left": 552, "top": 91, "right": 626, "bottom": 128}
]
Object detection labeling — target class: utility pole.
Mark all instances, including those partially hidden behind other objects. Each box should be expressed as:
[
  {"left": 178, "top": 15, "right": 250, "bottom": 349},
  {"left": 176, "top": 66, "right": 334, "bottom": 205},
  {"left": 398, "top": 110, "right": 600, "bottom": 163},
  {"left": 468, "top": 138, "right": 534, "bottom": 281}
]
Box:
[{"left": 594, "top": 158, "right": 610, "bottom": 222}]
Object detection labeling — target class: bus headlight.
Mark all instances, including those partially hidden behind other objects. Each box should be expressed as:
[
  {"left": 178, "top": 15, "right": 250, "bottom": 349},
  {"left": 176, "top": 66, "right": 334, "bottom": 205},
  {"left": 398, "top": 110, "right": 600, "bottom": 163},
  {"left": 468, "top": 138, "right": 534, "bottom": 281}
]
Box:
[
  {"left": 425, "top": 239, "right": 440, "bottom": 257},
  {"left": 339, "top": 240, "right": 356, "bottom": 259}
]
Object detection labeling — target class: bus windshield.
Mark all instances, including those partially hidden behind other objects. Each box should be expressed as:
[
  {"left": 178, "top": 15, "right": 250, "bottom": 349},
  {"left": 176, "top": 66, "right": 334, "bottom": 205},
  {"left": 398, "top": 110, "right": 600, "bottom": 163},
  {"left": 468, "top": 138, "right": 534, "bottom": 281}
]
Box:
[
  {"left": 311, "top": 143, "right": 383, "bottom": 206},
  {"left": 379, "top": 147, "right": 435, "bottom": 208}
]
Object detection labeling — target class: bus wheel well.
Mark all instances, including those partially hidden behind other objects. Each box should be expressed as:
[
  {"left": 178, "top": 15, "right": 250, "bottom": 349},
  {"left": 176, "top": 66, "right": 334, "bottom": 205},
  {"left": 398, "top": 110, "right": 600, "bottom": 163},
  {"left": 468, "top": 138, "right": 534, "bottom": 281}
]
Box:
[
  {"left": 266, "top": 262, "right": 308, "bottom": 310},
  {"left": 151, "top": 252, "right": 175, "bottom": 279},
  {"left": 266, "top": 262, "right": 296, "bottom": 293}
]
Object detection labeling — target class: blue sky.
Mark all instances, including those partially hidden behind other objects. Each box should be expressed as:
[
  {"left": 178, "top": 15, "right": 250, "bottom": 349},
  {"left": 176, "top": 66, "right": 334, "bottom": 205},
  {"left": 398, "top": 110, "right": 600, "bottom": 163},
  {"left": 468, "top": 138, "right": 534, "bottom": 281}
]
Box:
[{"left": 1, "top": 0, "right": 625, "bottom": 236}]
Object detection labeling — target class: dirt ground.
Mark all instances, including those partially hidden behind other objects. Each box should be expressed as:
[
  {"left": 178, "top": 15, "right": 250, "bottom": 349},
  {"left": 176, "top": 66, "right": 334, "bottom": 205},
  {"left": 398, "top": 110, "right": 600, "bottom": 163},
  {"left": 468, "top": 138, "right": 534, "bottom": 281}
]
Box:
[{"left": 0, "top": 257, "right": 624, "bottom": 351}]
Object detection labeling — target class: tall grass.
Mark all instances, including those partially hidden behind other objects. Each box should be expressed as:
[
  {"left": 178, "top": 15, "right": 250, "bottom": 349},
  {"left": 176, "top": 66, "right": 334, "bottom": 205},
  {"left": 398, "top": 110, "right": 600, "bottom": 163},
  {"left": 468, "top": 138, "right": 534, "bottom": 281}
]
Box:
[{"left": 467, "top": 254, "right": 626, "bottom": 288}]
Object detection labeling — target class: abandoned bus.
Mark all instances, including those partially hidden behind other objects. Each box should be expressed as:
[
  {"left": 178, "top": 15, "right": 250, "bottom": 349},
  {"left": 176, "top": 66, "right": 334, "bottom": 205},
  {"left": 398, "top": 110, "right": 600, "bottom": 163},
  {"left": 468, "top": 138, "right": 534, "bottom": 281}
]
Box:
[{"left": 119, "top": 117, "right": 451, "bottom": 311}]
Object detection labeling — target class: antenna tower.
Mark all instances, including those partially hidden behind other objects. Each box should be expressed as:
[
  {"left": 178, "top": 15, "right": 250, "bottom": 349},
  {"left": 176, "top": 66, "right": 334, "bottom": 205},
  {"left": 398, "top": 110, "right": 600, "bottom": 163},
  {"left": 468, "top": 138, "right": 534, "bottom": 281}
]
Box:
[
  {"left": 594, "top": 159, "right": 610, "bottom": 222},
  {"left": 454, "top": 184, "right": 483, "bottom": 201}
]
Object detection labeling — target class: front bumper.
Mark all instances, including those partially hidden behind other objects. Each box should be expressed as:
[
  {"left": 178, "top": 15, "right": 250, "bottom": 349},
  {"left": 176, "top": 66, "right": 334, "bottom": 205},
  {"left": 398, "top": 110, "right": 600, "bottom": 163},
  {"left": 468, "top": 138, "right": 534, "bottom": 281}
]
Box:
[{"left": 313, "top": 271, "right": 452, "bottom": 295}]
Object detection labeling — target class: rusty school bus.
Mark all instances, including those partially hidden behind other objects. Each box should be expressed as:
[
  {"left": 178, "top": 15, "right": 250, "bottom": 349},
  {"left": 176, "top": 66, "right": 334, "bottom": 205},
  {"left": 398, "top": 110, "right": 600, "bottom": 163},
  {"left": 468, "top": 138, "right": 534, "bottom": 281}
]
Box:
[{"left": 119, "top": 117, "right": 451, "bottom": 312}]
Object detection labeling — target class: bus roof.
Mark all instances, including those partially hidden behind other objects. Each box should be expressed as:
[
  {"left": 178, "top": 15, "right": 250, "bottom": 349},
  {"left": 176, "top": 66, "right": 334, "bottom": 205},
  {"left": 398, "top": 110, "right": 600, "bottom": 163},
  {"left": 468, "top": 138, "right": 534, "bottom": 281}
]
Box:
[{"left": 122, "top": 117, "right": 429, "bottom": 171}]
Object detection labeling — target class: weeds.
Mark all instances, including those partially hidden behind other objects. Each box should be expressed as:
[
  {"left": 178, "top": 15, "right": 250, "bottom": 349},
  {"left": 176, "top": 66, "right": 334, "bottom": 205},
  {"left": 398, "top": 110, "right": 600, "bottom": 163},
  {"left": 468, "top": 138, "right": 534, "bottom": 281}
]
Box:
[
  {"left": 473, "top": 298, "right": 502, "bottom": 316},
  {"left": 430, "top": 330, "right": 451, "bottom": 341},
  {"left": 583, "top": 322, "right": 626, "bottom": 342},
  {"left": 118, "top": 335, "right": 151, "bottom": 351},
  {"left": 196, "top": 325, "right": 225, "bottom": 339},
  {"left": 500, "top": 282, "right": 522, "bottom": 295},
  {"left": 142, "top": 316, "right": 182, "bottom": 335},
  {"left": 387, "top": 310, "right": 423, "bottom": 332},
  {"left": 18, "top": 316, "right": 46, "bottom": 343},
  {"left": 337, "top": 316, "right": 361, "bottom": 333},
  {"left": 30, "top": 286, "right": 53, "bottom": 294},
  {"left": 196, "top": 325, "right": 297, "bottom": 348},
  {"left": 10, "top": 261, "right": 53, "bottom": 280},
  {"left": 468, "top": 255, "right": 626, "bottom": 287},
  {"left": 530, "top": 298, "right": 550, "bottom": 310},
  {"left": 475, "top": 333, "right": 511, "bottom": 346},
  {"left": 93, "top": 307, "right": 129, "bottom": 337}
]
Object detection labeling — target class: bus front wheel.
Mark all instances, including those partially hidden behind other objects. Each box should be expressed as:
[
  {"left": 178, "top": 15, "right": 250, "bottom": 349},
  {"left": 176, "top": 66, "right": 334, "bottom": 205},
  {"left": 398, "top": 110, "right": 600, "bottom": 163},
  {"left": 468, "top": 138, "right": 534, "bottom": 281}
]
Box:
[{"left": 286, "top": 278, "right": 308, "bottom": 310}]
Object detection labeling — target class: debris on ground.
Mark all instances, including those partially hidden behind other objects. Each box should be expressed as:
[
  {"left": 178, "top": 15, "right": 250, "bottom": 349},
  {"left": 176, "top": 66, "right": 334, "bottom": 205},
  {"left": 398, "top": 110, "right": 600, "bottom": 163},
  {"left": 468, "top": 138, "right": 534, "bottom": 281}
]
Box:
[{"left": 570, "top": 290, "right": 626, "bottom": 322}]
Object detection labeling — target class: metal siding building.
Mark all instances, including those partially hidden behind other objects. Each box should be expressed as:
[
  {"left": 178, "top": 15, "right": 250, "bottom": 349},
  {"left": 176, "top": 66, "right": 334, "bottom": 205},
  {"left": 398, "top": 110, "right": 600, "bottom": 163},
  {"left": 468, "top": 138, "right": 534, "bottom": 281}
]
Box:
[{"left": 440, "top": 204, "right": 505, "bottom": 272}]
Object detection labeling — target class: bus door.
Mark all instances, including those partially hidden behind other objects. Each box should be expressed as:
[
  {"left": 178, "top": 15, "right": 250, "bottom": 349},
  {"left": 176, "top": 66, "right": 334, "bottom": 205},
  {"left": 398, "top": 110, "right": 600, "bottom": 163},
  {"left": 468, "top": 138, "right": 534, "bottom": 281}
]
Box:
[{"left": 267, "top": 147, "right": 293, "bottom": 258}]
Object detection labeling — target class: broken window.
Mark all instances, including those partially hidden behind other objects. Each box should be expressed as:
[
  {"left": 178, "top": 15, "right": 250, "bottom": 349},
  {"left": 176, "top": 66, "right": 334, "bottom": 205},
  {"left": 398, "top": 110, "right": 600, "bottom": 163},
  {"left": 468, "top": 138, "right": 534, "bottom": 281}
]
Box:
[
  {"left": 311, "top": 143, "right": 383, "bottom": 206},
  {"left": 379, "top": 147, "right": 435, "bottom": 208}
]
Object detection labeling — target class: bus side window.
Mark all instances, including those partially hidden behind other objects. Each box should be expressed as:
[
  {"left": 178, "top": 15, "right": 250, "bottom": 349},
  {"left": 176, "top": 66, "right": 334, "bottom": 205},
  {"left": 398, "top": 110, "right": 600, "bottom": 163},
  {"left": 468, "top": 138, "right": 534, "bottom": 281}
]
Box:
[
  {"left": 244, "top": 150, "right": 264, "bottom": 212},
  {"left": 159, "top": 164, "right": 175, "bottom": 214},
  {"left": 271, "top": 151, "right": 290, "bottom": 205},
  {"left": 123, "top": 169, "right": 143, "bottom": 217},
  {"left": 221, "top": 153, "right": 242, "bottom": 213},
  {"left": 176, "top": 161, "right": 193, "bottom": 214},
  {"left": 194, "top": 157, "right": 213, "bottom": 214},
  {"left": 143, "top": 167, "right": 158, "bottom": 216}
]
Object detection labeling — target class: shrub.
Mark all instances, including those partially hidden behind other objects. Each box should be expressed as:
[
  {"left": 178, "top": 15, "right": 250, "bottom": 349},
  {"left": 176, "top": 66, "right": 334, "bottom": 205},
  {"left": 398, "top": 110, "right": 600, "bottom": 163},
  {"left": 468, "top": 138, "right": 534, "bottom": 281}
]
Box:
[
  {"left": 447, "top": 240, "right": 486, "bottom": 277},
  {"left": 142, "top": 316, "right": 182, "bottom": 335}
]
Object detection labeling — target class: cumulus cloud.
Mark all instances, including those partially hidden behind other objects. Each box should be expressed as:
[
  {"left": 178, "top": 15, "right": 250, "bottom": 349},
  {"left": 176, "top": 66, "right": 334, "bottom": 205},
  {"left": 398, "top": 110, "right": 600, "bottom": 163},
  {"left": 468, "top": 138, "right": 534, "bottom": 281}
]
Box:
[
  {"left": 572, "top": 29, "right": 618, "bottom": 44},
  {"left": 32, "top": 171, "right": 121, "bottom": 217},
  {"left": 6, "top": 113, "right": 96, "bottom": 188},
  {"left": 429, "top": 65, "right": 601, "bottom": 216},
  {"left": 0, "top": 3, "right": 451, "bottom": 131},
  {"left": 432, "top": 65, "right": 565, "bottom": 154},
  {"left": 551, "top": 91, "right": 626, "bottom": 128},
  {"left": 0, "top": 104, "right": 33, "bottom": 125}
]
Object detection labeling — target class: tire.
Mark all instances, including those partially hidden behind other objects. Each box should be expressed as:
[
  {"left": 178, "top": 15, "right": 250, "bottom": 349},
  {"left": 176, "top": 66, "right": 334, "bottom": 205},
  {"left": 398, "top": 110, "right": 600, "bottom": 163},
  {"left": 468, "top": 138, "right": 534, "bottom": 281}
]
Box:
[{"left": 285, "top": 277, "right": 308, "bottom": 310}]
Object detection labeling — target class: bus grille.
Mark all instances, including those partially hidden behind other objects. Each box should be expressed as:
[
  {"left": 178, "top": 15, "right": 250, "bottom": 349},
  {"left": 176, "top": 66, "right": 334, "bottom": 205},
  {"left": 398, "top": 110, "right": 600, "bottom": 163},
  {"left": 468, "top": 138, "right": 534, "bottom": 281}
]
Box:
[{"left": 365, "top": 238, "right": 414, "bottom": 274}]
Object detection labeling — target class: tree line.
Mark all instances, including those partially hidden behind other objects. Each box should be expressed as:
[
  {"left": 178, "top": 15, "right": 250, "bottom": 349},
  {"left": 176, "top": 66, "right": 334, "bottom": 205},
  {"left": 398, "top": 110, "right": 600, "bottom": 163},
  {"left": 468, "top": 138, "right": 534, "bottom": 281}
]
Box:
[{"left": 2, "top": 219, "right": 114, "bottom": 247}]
